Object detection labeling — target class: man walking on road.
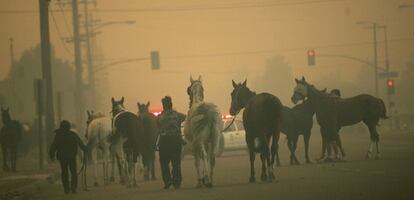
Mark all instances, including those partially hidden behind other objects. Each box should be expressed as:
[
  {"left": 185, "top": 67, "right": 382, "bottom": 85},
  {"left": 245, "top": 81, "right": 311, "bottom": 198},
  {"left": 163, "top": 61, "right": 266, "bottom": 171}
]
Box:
[
  {"left": 157, "top": 96, "right": 186, "bottom": 190},
  {"left": 49, "top": 120, "right": 87, "bottom": 194}
]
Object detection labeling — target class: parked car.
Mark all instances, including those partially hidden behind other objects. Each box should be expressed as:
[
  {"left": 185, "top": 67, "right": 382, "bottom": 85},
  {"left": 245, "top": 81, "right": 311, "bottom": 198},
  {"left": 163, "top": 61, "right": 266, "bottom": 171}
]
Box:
[{"left": 221, "top": 118, "right": 247, "bottom": 152}]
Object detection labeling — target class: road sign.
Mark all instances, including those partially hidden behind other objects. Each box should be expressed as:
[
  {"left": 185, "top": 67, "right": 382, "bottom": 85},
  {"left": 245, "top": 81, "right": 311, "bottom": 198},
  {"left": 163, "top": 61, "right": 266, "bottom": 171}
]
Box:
[{"left": 379, "top": 71, "right": 399, "bottom": 78}]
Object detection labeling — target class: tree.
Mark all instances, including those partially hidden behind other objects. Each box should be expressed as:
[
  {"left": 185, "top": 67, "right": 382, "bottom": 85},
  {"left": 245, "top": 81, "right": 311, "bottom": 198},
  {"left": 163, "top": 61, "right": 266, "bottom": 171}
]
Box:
[
  {"left": 0, "top": 44, "right": 75, "bottom": 122},
  {"left": 254, "top": 55, "right": 294, "bottom": 105},
  {"left": 397, "top": 56, "right": 414, "bottom": 114}
]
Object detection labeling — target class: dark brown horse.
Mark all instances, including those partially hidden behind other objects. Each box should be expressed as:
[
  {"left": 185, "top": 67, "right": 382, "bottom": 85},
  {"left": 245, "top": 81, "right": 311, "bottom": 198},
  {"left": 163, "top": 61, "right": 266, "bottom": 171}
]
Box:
[
  {"left": 280, "top": 98, "right": 316, "bottom": 165},
  {"left": 291, "top": 77, "right": 387, "bottom": 160},
  {"left": 230, "top": 80, "right": 282, "bottom": 182},
  {"left": 0, "top": 107, "right": 22, "bottom": 172},
  {"left": 137, "top": 101, "right": 159, "bottom": 181},
  {"left": 111, "top": 97, "right": 144, "bottom": 187}
]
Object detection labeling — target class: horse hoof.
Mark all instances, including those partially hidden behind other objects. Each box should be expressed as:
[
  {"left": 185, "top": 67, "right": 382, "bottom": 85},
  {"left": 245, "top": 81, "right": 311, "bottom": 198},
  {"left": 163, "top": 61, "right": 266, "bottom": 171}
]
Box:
[
  {"left": 94, "top": 182, "right": 99, "bottom": 187},
  {"left": 109, "top": 177, "right": 115, "bottom": 182},
  {"left": 151, "top": 176, "right": 157, "bottom": 181},
  {"left": 144, "top": 175, "right": 150, "bottom": 181},
  {"left": 375, "top": 155, "right": 380, "bottom": 160},
  {"left": 205, "top": 183, "right": 213, "bottom": 188},
  {"left": 260, "top": 174, "right": 268, "bottom": 182},
  {"left": 306, "top": 160, "right": 313, "bottom": 164},
  {"left": 365, "top": 153, "right": 372, "bottom": 160},
  {"left": 249, "top": 177, "right": 256, "bottom": 183},
  {"left": 276, "top": 162, "right": 281, "bottom": 167}
]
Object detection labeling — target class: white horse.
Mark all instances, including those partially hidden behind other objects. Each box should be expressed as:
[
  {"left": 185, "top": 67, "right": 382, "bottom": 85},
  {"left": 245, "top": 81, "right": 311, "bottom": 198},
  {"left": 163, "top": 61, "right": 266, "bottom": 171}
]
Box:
[
  {"left": 184, "top": 75, "right": 222, "bottom": 188},
  {"left": 85, "top": 111, "right": 115, "bottom": 186}
]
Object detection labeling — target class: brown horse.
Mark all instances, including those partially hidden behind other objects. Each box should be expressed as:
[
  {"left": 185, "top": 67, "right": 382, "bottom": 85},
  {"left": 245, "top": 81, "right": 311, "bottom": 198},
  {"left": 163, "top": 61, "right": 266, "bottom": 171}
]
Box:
[
  {"left": 291, "top": 77, "right": 387, "bottom": 160},
  {"left": 229, "top": 80, "right": 282, "bottom": 182},
  {"left": 137, "top": 101, "right": 159, "bottom": 181}
]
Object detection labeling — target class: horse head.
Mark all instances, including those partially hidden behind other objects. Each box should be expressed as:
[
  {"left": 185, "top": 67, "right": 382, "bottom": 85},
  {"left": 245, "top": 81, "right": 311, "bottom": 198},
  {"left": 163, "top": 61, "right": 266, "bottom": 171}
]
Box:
[
  {"left": 111, "top": 97, "right": 125, "bottom": 117},
  {"left": 137, "top": 101, "right": 150, "bottom": 114},
  {"left": 187, "top": 75, "right": 204, "bottom": 107},
  {"left": 291, "top": 77, "right": 310, "bottom": 104},
  {"left": 229, "top": 79, "right": 255, "bottom": 116},
  {"left": 1, "top": 107, "right": 11, "bottom": 124}
]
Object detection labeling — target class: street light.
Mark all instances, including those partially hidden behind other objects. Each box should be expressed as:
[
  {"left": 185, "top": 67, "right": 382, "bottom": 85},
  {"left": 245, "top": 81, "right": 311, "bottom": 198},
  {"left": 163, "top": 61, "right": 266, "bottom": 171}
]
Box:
[
  {"left": 398, "top": 4, "right": 414, "bottom": 9},
  {"left": 93, "top": 20, "right": 136, "bottom": 31},
  {"left": 356, "top": 21, "right": 379, "bottom": 97}
]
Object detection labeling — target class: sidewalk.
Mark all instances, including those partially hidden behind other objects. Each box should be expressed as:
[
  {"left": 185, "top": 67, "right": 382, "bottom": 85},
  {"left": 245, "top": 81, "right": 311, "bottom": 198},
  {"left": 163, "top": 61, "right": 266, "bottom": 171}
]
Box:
[{"left": 0, "top": 155, "right": 60, "bottom": 200}]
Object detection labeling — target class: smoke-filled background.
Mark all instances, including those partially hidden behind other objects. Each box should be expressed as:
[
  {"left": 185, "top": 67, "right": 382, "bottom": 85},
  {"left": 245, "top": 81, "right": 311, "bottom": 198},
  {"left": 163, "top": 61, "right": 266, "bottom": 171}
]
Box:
[{"left": 0, "top": 0, "right": 413, "bottom": 124}]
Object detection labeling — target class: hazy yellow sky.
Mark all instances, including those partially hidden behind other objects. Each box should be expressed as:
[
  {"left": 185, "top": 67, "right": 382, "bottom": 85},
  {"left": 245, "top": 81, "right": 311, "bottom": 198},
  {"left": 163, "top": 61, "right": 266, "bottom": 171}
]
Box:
[{"left": 1, "top": 0, "right": 413, "bottom": 113}]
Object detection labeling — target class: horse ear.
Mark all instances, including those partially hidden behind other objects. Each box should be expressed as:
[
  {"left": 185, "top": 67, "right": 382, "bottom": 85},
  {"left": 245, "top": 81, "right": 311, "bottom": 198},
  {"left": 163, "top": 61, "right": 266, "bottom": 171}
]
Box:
[
  {"left": 232, "top": 80, "right": 237, "bottom": 88},
  {"left": 295, "top": 78, "right": 299, "bottom": 83},
  {"left": 321, "top": 88, "right": 327, "bottom": 93},
  {"left": 146, "top": 101, "right": 150, "bottom": 108},
  {"left": 121, "top": 97, "right": 124, "bottom": 104},
  {"left": 242, "top": 79, "right": 247, "bottom": 87},
  {"left": 301, "top": 76, "right": 306, "bottom": 82},
  {"left": 190, "top": 75, "right": 194, "bottom": 83},
  {"left": 137, "top": 102, "right": 140, "bottom": 107},
  {"left": 198, "top": 75, "right": 202, "bottom": 82},
  {"left": 87, "top": 110, "right": 90, "bottom": 116},
  {"left": 111, "top": 97, "right": 115, "bottom": 104}
]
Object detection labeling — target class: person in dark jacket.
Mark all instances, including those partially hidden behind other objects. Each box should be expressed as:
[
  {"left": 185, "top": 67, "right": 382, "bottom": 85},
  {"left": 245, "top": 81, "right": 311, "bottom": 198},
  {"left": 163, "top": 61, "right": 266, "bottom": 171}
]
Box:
[
  {"left": 157, "top": 96, "right": 186, "bottom": 189},
  {"left": 49, "top": 120, "right": 87, "bottom": 194}
]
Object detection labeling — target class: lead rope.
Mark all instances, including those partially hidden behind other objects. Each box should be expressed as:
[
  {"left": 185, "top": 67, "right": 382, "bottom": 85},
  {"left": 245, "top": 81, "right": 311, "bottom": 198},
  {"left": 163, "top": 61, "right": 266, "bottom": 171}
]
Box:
[{"left": 221, "top": 110, "right": 240, "bottom": 132}]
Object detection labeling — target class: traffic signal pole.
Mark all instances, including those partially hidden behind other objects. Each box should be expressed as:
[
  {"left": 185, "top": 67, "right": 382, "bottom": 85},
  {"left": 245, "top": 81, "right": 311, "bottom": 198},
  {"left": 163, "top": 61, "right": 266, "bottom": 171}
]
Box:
[{"left": 372, "top": 23, "right": 379, "bottom": 97}]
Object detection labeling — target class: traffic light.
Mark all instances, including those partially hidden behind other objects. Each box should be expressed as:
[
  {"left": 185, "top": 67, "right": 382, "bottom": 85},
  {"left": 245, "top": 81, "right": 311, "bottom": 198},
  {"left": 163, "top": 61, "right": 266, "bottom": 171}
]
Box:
[
  {"left": 307, "top": 49, "right": 315, "bottom": 66},
  {"left": 150, "top": 51, "right": 160, "bottom": 70},
  {"left": 387, "top": 79, "right": 395, "bottom": 95}
]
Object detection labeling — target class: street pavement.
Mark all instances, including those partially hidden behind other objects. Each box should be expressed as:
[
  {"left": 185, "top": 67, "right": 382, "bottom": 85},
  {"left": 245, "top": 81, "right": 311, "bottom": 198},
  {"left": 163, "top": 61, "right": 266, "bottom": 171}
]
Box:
[{"left": 3, "top": 130, "right": 414, "bottom": 200}]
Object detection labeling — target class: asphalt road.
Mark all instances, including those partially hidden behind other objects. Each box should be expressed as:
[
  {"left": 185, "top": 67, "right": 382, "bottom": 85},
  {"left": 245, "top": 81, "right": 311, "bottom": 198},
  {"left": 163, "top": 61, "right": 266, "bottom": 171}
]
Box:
[{"left": 26, "top": 130, "right": 414, "bottom": 200}]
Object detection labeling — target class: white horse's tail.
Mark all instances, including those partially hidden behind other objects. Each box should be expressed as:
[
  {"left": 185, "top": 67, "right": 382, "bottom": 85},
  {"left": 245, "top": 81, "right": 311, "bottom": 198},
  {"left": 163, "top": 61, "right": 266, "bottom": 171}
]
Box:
[{"left": 211, "top": 113, "right": 222, "bottom": 156}]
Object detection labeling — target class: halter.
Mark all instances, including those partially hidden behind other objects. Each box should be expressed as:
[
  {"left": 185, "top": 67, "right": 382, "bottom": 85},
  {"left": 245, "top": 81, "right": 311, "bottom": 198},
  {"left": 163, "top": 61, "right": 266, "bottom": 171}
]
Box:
[{"left": 232, "top": 86, "right": 243, "bottom": 114}]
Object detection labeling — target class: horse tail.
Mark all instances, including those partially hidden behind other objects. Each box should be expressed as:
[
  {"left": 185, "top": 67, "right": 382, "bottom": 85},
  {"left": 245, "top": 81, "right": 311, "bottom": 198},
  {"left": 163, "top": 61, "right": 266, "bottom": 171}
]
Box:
[
  {"left": 211, "top": 113, "right": 222, "bottom": 156},
  {"left": 378, "top": 98, "right": 388, "bottom": 119}
]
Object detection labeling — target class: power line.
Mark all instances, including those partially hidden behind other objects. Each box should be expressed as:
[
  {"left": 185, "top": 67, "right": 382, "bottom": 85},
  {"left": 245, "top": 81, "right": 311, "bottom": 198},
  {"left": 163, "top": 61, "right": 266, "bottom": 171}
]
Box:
[
  {"left": 0, "top": 0, "right": 345, "bottom": 14},
  {"left": 93, "top": 0, "right": 345, "bottom": 13},
  {"left": 162, "top": 37, "right": 414, "bottom": 59},
  {"left": 49, "top": 8, "right": 74, "bottom": 57},
  {"left": 56, "top": 2, "right": 73, "bottom": 35}
]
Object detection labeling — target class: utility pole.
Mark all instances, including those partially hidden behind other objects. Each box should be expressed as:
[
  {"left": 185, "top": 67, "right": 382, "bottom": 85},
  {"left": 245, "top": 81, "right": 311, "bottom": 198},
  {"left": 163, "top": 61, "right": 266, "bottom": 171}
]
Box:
[
  {"left": 372, "top": 23, "right": 379, "bottom": 97},
  {"left": 72, "top": 0, "right": 84, "bottom": 128},
  {"left": 38, "top": 0, "right": 56, "bottom": 145},
  {"left": 83, "top": 0, "right": 95, "bottom": 108}
]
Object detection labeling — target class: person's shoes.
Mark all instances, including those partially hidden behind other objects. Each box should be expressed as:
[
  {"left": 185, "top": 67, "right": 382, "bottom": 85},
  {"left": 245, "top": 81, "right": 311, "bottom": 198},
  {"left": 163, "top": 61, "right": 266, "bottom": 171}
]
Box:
[{"left": 163, "top": 182, "right": 172, "bottom": 190}]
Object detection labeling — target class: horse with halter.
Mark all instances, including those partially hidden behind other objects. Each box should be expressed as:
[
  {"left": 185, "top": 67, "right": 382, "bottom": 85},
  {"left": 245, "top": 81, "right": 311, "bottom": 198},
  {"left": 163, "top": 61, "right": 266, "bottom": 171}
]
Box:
[
  {"left": 85, "top": 110, "right": 115, "bottom": 186},
  {"left": 137, "top": 101, "right": 159, "bottom": 181},
  {"left": 229, "top": 80, "right": 282, "bottom": 182},
  {"left": 280, "top": 98, "right": 316, "bottom": 165},
  {"left": 111, "top": 97, "right": 144, "bottom": 187},
  {"left": 183, "top": 75, "right": 222, "bottom": 188},
  {"left": 0, "top": 107, "right": 22, "bottom": 172},
  {"left": 291, "top": 77, "right": 387, "bottom": 161}
]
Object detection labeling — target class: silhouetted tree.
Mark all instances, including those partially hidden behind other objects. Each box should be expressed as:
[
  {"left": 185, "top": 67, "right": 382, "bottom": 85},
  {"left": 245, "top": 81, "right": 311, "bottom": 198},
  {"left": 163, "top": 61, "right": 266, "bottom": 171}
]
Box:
[{"left": 254, "top": 55, "right": 294, "bottom": 105}]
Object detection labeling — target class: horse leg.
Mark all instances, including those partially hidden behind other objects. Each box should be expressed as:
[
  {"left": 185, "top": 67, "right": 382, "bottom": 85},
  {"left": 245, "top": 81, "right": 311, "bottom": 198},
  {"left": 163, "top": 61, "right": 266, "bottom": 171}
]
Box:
[
  {"left": 2, "top": 145, "right": 9, "bottom": 171},
  {"left": 319, "top": 127, "right": 328, "bottom": 161},
  {"left": 151, "top": 157, "right": 156, "bottom": 181},
  {"left": 194, "top": 151, "right": 203, "bottom": 188},
  {"left": 207, "top": 142, "right": 215, "bottom": 188},
  {"left": 248, "top": 146, "right": 256, "bottom": 183},
  {"left": 291, "top": 135, "right": 300, "bottom": 165},
  {"left": 11, "top": 146, "right": 17, "bottom": 172},
  {"left": 365, "top": 121, "right": 380, "bottom": 159},
  {"left": 260, "top": 153, "right": 267, "bottom": 182},
  {"left": 91, "top": 147, "right": 99, "bottom": 186},
  {"left": 265, "top": 139, "right": 273, "bottom": 183},
  {"left": 110, "top": 153, "right": 116, "bottom": 183},
  {"left": 201, "top": 144, "right": 211, "bottom": 187},
  {"left": 336, "top": 134, "right": 346, "bottom": 161},
  {"left": 304, "top": 132, "right": 312, "bottom": 163}
]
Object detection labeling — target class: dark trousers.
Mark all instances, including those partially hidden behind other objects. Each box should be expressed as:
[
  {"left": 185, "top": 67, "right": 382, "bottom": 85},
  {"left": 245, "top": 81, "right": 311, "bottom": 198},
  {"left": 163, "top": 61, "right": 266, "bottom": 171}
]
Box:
[
  {"left": 159, "top": 136, "right": 182, "bottom": 187},
  {"left": 59, "top": 158, "right": 77, "bottom": 193}
]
